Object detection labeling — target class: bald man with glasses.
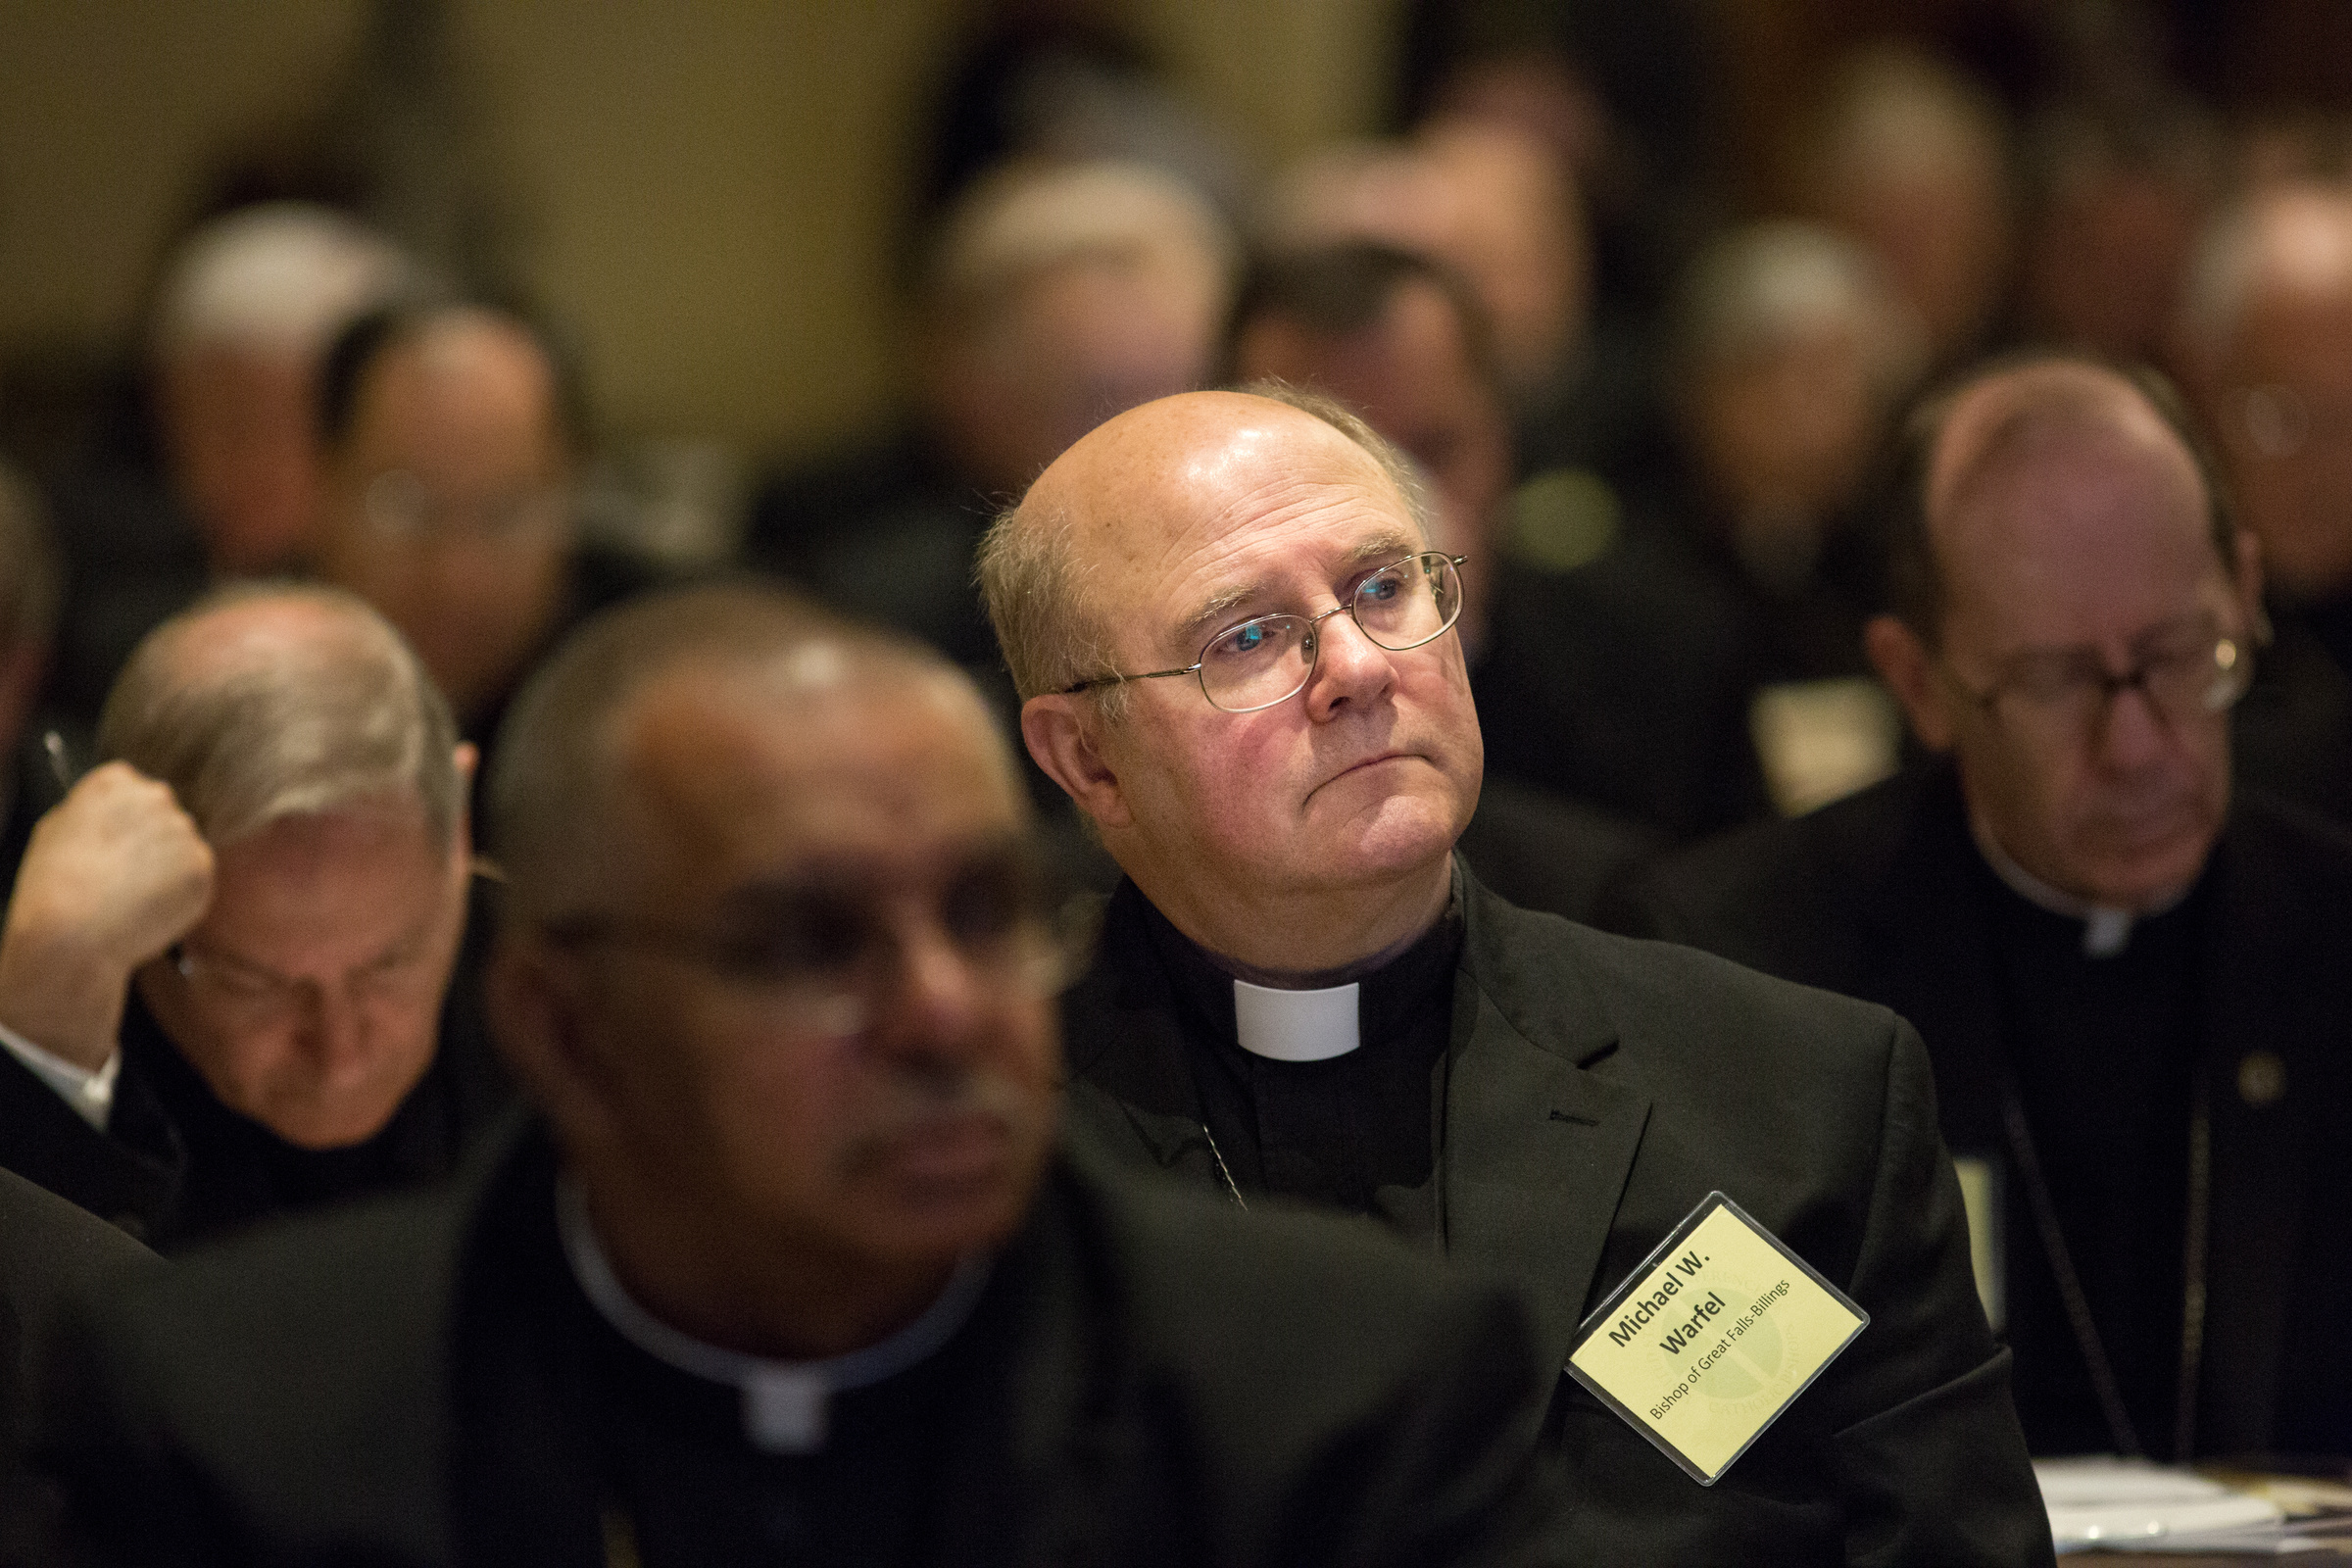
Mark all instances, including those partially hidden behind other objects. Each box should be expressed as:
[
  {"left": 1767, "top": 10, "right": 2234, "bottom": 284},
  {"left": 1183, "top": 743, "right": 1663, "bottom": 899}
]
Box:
[
  {"left": 984, "top": 385, "right": 2049, "bottom": 1564},
  {"left": 1614, "top": 354, "right": 2352, "bottom": 1463}
]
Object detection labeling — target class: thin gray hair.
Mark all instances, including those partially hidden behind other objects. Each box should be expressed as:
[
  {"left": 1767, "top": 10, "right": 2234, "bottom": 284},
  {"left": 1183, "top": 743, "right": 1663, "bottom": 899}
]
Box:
[{"left": 98, "top": 582, "right": 462, "bottom": 849}]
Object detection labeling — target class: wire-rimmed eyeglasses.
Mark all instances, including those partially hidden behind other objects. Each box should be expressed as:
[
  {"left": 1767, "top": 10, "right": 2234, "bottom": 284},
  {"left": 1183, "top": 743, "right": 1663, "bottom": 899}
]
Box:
[{"left": 1060, "top": 552, "right": 1468, "bottom": 713}]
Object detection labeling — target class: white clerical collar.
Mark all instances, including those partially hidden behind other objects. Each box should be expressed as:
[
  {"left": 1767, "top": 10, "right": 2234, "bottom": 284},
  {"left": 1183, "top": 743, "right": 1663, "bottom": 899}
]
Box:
[
  {"left": 1232, "top": 978, "right": 1361, "bottom": 1061},
  {"left": 556, "top": 1178, "right": 991, "bottom": 1453},
  {"left": 1967, "top": 814, "right": 2191, "bottom": 959}
]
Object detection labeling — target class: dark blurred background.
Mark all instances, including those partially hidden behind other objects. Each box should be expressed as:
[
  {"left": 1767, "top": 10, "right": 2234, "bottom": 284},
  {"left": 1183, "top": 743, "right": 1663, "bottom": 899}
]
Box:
[{"left": 5, "top": 0, "right": 2352, "bottom": 854}]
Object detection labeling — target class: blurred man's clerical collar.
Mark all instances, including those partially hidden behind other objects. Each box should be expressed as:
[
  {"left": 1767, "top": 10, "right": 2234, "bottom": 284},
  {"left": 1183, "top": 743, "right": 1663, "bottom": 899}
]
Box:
[
  {"left": 1968, "top": 813, "right": 2191, "bottom": 958},
  {"left": 556, "top": 1177, "right": 991, "bottom": 1452}
]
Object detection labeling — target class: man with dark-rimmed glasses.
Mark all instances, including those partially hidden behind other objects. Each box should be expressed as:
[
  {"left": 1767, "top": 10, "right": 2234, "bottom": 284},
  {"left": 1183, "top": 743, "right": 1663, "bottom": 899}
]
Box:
[
  {"left": 984, "top": 384, "right": 2050, "bottom": 1564},
  {"left": 1616, "top": 352, "right": 2352, "bottom": 1463}
]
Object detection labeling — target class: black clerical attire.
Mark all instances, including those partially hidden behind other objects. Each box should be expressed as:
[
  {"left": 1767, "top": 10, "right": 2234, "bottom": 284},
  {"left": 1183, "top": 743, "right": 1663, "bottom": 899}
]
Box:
[
  {"left": 744, "top": 428, "right": 1002, "bottom": 669},
  {"left": 0, "top": 1165, "right": 159, "bottom": 1568},
  {"left": 38, "top": 1123, "right": 1571, "bottom": 1568},
  {"left": 1063, "top": 866, "right": 2052, "bottom": 1566},
  {"left": 1475, "top": 552, "right": 1773, "bottom": 842},
  {"left": 1608, "top": 762, "right": 2352, "bottom": 1457},
  {"left": 0, "top": 880, "right": 511, "bottom": 1249},
  {"left": 2233, "top": 598, "right": 2352, "bottom": 827}
]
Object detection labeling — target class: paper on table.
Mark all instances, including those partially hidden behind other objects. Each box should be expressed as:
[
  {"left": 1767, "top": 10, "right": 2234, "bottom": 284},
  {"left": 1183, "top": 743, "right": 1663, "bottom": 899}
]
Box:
[{"left": 2036, "top": 1457, "right": 2317, "bottom": 1555}]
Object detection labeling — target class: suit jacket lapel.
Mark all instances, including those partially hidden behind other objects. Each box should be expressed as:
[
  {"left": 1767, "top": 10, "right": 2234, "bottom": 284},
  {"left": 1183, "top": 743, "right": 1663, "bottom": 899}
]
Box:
[
  {"left": 1058, "top": 884, "right": 1223, "bottom": 1190},
  {"left": 1439, "top": 878, "right": 1650, "bottom": 1395},
  {"left": 1853, "top": 770, "right": 2008, "bottom": 1152}
]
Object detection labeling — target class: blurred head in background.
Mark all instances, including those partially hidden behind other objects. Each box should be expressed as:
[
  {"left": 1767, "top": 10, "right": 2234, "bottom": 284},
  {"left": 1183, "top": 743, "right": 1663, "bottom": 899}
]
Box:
[
  {"left": 314, "top": 302, "right": 585, "bottom": 728},
  {"left": 2019, "top": 100, "right": 2218, "bottom": 364},
  {"left": 1671, "top": 220, "right": 1924, "bottom": 581},
  {"left": 148, "top": 204, "right": 418, "bottom": 575},
  {"left": 914, "top": 159, "right": 1236, "bottom": 500},
  {"left": 1224, "top": 241, "right": 1510, "bottom": 652},
  {"left": 1793, "top": 45, "right": 2015, "bottom": 369},
  {"left": 1260, "top": 122, "right": 1589, "bottom": 407},
  {"left": 1868, "top": 357, "right": 2257, "bottom": 911},
  {"left": 2177, "top": 181, "right": 2352, "bottom": 604}
]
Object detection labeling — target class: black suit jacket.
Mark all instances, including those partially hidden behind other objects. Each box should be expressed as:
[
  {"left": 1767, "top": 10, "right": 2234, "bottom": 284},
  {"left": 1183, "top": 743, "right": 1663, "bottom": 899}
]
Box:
[
  {"left": 1061, "top": 869, "right": 2052, "bottom": 1567},
  {"left": 1607, "top": 763, "right": 2352, "bottom": 1456},
  {"left": 0, "top": 1164, "right": 158, "bottom": 1568},
  {"left": 37, "top": 1123, "right": 1570, "bottom": 1568}
]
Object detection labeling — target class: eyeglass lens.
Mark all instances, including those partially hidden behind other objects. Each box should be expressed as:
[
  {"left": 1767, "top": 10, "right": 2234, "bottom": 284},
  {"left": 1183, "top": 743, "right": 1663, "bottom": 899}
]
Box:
[
  {"left": 1998, "top": 637, "right": 2248, "bottom": 733},
  {"left": 1196, "top": 553, "right": 1461, "bottom": 711}
]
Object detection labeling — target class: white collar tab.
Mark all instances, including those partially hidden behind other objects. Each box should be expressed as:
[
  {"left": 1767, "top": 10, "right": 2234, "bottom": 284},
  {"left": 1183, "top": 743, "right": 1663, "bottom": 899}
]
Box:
[
  {"left": 1232, "top": 978, "right": 1361, "bottom": 1061},
  {"left": 1967, "top": 814, "right": 2190, "bottom": 959},
  {"left": 556, "top": 1178, "right": 991, "bottom": 1452}
]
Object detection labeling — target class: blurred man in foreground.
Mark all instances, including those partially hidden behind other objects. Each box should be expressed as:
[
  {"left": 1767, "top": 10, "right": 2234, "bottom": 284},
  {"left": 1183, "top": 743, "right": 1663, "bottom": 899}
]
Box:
[
  {"left": 0, "top": 584, "right": 502, "bottom": 1246},
  {"left": 985, "top": 387, "right": 2049, "bottom": 1563},
  {"left": 1614, "top": 356, "right": 2352, "bottom": 1458},
  {"left": 38, "top": 586, "right": 1567, "bottom": 1566}
]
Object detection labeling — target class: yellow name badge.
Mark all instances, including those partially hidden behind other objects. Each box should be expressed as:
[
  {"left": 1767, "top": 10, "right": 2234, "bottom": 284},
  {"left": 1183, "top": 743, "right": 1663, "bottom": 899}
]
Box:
[{"left": 1565, "top": 1192, "right": 1868, "bottom": 1486}]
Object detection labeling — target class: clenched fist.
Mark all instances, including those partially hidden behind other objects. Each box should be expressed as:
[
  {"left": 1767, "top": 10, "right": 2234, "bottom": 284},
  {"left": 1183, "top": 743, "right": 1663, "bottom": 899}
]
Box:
[{"left": 0, "top": 763, "right": 215, "bottom": 1071}]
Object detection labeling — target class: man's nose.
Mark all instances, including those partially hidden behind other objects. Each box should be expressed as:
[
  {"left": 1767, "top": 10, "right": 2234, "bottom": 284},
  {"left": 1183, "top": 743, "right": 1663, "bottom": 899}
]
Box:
[
  {"left": 294, "top": 980, "right": 368, "bottom": 1071},
  {"left": 1302, "top": 608, "right": 1396, "bottom": 719},
  {"left": 2092, "top": 677, "right": 2175, "bottom": 770},
  {"left": 866, "top": 917, "right": 989, "bottom": 1065}
]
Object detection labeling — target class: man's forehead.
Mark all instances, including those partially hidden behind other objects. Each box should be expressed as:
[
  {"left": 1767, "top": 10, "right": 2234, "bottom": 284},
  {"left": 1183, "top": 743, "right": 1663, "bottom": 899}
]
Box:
[
  {"left": 1930, "top": 369, "right": 2200, "bottom": 547},
  {"left": 614, "top": 661, "right": 1021, "bottom": 876},
  {"left": 1034, "top": 390, "right": 1416, "bottom": 604}
]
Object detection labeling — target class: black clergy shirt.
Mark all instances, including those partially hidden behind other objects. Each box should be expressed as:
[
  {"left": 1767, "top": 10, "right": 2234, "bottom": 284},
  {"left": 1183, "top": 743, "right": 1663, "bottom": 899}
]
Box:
[
  {"left": 1985, "top": 873, "right": 2209, "bottom": 1458},
  {"left": 1128, "top": 877, "right": 1461, "bottom": 1234}
]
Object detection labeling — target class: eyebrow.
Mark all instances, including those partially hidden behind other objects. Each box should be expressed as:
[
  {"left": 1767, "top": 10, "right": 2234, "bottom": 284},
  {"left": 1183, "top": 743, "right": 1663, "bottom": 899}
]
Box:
[{"left": 1169, "top": 531, "right": 1420, "bottom": 654}]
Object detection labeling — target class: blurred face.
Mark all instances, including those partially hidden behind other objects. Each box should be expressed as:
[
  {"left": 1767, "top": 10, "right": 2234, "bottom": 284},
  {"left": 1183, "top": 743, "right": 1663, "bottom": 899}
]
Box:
[
  {"left": 1926, "top": 418, "right": 2250, "bottom": 907},
  {"left": 537, "top": 668, "right": 1060, "bottom": 1274},
  {"left": 1690, "top": 318, "right": 1886, "bottom": 540},
  {"left": 2211, "top": 275, "right": 2352, "bottom": 599},
  {"left": 1233, "top": 281, "right": 1512, "bottom": 567},
  {"left": 1083, "top": 410, "right": 1483, "bottom": 921},
  {"left": 137, "top": 800, "right": 467, "bottom": 1148},
  {"left": 934, "top": 252, "right": 1222, "bottom": 498},
  {"left": 318, "top": 316, "right": 573, "bottom": 723},
  {"left": 158, "top": 345, "right": 326, "bottom": 573}
]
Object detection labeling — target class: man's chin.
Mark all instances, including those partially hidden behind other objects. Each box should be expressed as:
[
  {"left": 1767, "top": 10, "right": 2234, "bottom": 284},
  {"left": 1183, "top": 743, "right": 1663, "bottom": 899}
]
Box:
[
  {"left": 253, "top": 1090, "right": 410, "bottom": 1150},
  {"left": 1311, "top": 791, "right": 1466, "bottom": 880},
  {"left": 2071, "top": 822, "right": 2220, "bottom": 911}
]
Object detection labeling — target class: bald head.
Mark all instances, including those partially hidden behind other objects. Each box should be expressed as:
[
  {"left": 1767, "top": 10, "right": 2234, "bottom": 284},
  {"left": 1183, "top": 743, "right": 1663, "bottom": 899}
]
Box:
[
  {"left": 1887, "top": 357, "right": 2231, "bottom": 645},
  {"left": 1866, "top": 355, "right": 2258, "bottom": 910},
  {"left": 978, "top": 387, "right": 1434, "bottom": 707},
  {"left": 100, "top": 583, "right": 462, "bottom": 849},
  {"left": 491, "top": 585, "right": 1020, "bottom": 923},
  {"left": 2182, "top": 183, "right": 2352, "bottom": 358}
]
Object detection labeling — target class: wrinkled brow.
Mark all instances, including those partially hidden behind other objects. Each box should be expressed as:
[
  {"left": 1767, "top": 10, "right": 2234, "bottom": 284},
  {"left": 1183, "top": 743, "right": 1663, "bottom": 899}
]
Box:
[{"left": 1169, "top": 530, "right": 1419, "bottom": 653}]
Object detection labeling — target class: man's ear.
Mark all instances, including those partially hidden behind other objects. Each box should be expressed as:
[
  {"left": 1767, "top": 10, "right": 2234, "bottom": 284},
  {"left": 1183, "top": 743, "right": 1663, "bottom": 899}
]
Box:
[
  {"left": 485, "top": 933, "right": 622, "bottom": 1158},
  {"left": 450, "top": 743, "right": 479, "bottom": 872},
  {"left": 1020, "top": 694, "right": 1132, "bottom": 830},
  {"left": 1865, "top": 613, "right": 1957, "bottom": 753}
]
